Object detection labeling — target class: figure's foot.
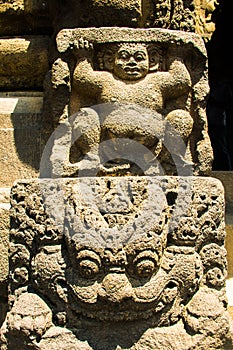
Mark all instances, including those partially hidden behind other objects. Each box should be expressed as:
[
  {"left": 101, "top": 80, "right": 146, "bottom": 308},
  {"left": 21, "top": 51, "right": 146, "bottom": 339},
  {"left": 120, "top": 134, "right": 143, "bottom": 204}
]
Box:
[{"left": 63, "top": 154, "right": 101, "bottom": 177}]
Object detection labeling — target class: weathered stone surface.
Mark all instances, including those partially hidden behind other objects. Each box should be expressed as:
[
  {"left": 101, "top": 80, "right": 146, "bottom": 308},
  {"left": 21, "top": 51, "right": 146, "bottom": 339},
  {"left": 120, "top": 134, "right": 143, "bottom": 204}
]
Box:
[
  {"left": 43, "top": 28, "right": 212, "bottom": 178},
  {"left": 50, "top": 0, "right": 196, "bottom": 32},
  {"left": 56, "top": 27, "right": 207, "bottom": 52},
  {"left": 0, "top": 1, "right": 24, "bottom": 14},
  {"left": 0, "top": 189, "right": 10, "bottom": 293},
  {"left": 0, "top": 37, "right": 49, "bottom": 89},
  {"left": 0, "top": 0, "right": 51, "bottom": 36},
  {"left": 194, "top": 0, "right": 217, "bottom": 39},
  {"left": 0, "top": 188, "right": 10, "bottom": 328},
  {"left": 226, "top": 225, "right": 233, "bottom": 278},
  {"left": 0, "top": 176, "right": 232, "bottom": 349},
  {"left": 0, "top": 128, "right": 39, "bottom": 186}
]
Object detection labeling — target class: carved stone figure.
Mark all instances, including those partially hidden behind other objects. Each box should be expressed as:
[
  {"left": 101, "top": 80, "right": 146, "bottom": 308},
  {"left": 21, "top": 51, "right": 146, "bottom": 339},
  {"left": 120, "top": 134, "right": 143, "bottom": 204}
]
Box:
[
  {"left": 1, "top": 4, "right": 231, "bottom": 350},
  {"left": 148, "top": 0, "right": 195, "bottom": 31},
  {"left": 67, "top": 39, "right": 192, "bottom": 176},
  {"left": 43, "top": 28, "right": 212, "bottom": 178},
  {"left": 71, "top": 41, "right": 190, "bottom": 109},
  {"left": 0, "top": 177, "right": 232, "bottom": 349}
]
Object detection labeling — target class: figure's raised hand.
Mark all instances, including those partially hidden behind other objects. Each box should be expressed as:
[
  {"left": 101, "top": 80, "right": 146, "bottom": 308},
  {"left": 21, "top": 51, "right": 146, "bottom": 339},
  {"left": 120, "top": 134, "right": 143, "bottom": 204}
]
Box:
[{"left": 73, "top": 38, "right": 93, "bottom": 51}]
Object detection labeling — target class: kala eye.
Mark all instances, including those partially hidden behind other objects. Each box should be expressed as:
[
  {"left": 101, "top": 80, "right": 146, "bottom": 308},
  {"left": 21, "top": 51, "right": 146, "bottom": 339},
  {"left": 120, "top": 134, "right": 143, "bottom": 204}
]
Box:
[
  {"left": 133, "top": 250, "right": 159, "bottom": 278},
  {"left": 76, "top": 250, "right": 101, "bottom": 278},
  {"left": 78, "top": 259, "right": 100, "bottom": 278},
  {"left": 136, "top": 259, "right": 155, "bottom": 278}
]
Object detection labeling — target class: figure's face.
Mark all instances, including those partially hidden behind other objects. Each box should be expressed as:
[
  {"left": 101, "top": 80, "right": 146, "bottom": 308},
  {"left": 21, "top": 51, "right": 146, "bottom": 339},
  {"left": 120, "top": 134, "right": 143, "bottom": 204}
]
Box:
[{"left": 114, "top": 44, "right": 149, "bottom": 80}]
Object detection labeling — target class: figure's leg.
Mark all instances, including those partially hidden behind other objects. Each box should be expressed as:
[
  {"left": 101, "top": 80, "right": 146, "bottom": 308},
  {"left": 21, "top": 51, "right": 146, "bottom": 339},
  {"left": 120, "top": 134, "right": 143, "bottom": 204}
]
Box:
[
  {"left": 64, "top": 108, "right": 101, "bottom": 177},
  {"left": 158, "top": 109, "right": 193, "bottom": 175}
]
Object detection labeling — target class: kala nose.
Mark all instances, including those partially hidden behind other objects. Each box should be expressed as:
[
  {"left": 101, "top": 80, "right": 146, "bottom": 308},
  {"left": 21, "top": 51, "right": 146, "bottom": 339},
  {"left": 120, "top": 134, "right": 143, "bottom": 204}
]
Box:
[{"left": 98, "top": 273, "right": 133, "bottom": 303}]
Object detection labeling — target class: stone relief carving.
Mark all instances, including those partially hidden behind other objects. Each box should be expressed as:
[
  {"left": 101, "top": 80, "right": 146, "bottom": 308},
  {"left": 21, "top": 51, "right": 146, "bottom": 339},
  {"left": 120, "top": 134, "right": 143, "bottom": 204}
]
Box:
[
  {"left": 50, "top": 0, "right": 196, "bottom": 31},
  {"left": 50, "top": 0, "right": 217, "bottom": 35},
  {"left": 194, "top": 0, "right": 217, "bottom": 39},
  {"left": 1, "top": 3, "right": 231, "bottom": 349},
  {"left": 147, "top": 0, "right": 195, "bottom": 31},
  {"left": 0, "top": 177, "right": 232, "bottom": 349},
  {"left": 42, "top": 28, "right": 212, "bottom": 178}
]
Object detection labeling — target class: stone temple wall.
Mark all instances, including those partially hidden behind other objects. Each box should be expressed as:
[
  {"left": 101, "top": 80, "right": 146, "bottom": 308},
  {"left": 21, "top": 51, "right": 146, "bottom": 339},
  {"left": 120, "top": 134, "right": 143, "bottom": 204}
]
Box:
[
  {"left": 0, "top": 0, "right": 232, "bottom": 348},
  {"left": 0, "top": 2, "right": 51, "bottom": 324}
]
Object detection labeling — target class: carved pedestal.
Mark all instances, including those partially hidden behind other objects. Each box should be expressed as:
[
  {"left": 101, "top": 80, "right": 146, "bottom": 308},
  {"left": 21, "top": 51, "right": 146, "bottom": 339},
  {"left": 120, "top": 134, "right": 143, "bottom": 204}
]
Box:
[{"left": 0, "top": 177, "right": 232, "bottom": 349}]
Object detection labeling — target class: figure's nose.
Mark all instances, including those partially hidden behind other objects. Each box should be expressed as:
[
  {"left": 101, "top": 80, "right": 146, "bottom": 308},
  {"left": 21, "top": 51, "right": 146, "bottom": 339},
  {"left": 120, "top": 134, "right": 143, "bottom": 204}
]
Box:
[
  {"left": 128, "top": 57, "right": 136, "bottom": 65},
  {"left": 98, "top": 272, "right": 133, "bottom": 303}
]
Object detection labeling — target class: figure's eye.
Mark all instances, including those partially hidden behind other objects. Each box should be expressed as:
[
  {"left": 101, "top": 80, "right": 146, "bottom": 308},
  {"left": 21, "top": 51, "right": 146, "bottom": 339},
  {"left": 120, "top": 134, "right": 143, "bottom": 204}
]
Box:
[
  {"left": 76, "top": 250, "right": 101, "bottom": 278},
  {"left": 135, "top": 259, "right": 155, "bottom": 277},
  {"left": 133, "top": 250, "right": 158, "bottom": 278},
  {"left": 78, "top": 260, "right": 99, "bottom": 278},
  {"left": 118, "top": 50, "right": 130, "bottom": 60},
  {"left": 134, "top": 52, "right": 146, "bottom": 61}
]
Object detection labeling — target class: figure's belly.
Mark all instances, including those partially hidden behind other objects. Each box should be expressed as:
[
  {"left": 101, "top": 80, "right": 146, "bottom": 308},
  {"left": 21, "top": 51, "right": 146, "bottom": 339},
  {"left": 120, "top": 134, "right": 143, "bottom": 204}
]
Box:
[
  {"left": 101, "top": 105, "right": 164, "bottom": 148},
  {"left": 99, "top": 85, "right": 164, "bottom": 114}
]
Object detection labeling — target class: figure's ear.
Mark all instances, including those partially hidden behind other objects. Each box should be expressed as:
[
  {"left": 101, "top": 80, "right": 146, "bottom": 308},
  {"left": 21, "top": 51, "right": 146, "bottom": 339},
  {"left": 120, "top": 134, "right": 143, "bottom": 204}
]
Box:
[
  {"left": 148, "top": 45, "right": 162, "bottom": 72},
  {"left": 97, "top": 44, "right": 118, "bottom": 72}
]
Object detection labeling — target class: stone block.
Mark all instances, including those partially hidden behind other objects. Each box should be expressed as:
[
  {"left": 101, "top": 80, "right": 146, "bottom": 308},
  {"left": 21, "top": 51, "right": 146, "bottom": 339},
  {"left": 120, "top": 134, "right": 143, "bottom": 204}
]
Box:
[
  {"left": 0, "top": 128, "right": 40, "bottom": 187},
  {"left": 0, "top": 37, "right": 49, "bottom": 89},
  {"left": 0, "top": 93, "right": 43, "bottom": 187},
  {"left": 0, "top": 176, "right": 232, "bottom": 349}
]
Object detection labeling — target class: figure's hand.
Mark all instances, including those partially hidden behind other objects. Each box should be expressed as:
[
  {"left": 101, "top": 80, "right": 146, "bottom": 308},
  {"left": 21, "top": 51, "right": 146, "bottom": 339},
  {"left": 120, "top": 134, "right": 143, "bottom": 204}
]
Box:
[
  {"left": 71, "top": 38, "right": 94, "bottom": 60},
  {"left": 72, "top": 38, "right": 93, "bottom": 52}
]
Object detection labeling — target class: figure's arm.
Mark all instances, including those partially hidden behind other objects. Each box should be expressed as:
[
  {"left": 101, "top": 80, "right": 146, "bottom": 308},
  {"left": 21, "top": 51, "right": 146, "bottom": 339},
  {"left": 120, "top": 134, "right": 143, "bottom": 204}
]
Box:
[
  {"left": 73, "top": 58, "right": 103, "bottom": 96},
  {"left": 160, "top": 58, "right": 191, "bottom": 98},
  {"left": 72, "top": 39, "right": 104, "bottom": 97}
]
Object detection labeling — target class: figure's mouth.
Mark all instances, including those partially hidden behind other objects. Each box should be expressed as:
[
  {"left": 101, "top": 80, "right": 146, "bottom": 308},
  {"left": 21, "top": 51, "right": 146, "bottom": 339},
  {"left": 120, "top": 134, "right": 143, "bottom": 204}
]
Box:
[
  {"left": 124, "top": 67, "right": 140, "bottom": 74},
  {"left": 68, "top": 280, "right": 179, "bottom": 322}
]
